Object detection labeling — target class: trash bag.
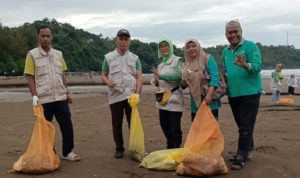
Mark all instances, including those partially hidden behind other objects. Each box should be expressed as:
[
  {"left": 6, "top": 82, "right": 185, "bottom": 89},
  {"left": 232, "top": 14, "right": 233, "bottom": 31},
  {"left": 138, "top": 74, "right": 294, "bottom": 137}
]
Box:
[
  {"left": 11, "top": 104, "right": 60, "bottom": 174},
  {"left": 140, "top": 148, "right": 183, "bottom": 171},
  {"left": 278, "top": 97, "right": 295, "bottom": 104},
  {"left": 128, "top": 94, "right": 145, "bottom": 162},
  {"left": 176, "top": 103, "right": 228, "bottom": 176}
]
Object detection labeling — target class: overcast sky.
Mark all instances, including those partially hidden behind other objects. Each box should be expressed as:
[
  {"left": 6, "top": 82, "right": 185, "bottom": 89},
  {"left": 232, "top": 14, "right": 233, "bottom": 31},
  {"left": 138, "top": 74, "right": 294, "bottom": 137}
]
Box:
[{"left": 1, "top": 0, "right": 300, "bottom": 48}]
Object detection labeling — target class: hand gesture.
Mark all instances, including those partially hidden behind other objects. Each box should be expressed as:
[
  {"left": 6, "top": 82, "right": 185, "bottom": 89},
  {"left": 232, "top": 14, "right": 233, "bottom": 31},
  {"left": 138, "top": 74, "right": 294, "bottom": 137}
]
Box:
[
  {"left": 182, "top": 68, "right": 192, "bottom": 79},
  {"left": 233, "top": 54, "right": 249, "bottom": 69},
  {"left": 151, "top": 67, "right": 159, "bottom": 79}
]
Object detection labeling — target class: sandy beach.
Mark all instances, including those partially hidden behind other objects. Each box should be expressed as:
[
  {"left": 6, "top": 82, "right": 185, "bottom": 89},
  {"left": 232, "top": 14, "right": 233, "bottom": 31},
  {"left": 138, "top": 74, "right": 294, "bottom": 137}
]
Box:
[{"left": 0, "top": 82, "right": 300, "bottom": 178}]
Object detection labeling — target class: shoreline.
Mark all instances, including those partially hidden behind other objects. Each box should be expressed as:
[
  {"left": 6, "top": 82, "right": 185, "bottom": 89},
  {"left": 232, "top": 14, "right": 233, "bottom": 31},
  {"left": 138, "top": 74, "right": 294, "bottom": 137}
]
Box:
[{"left": 1, "top": 76, "right": 299, "bottom": 95}]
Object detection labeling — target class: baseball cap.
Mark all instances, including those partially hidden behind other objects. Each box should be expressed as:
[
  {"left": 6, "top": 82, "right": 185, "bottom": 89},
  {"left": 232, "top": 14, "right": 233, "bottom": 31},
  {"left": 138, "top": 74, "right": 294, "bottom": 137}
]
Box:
[{"left": 116, "top": 29, "right": 130, "bottom": 37}]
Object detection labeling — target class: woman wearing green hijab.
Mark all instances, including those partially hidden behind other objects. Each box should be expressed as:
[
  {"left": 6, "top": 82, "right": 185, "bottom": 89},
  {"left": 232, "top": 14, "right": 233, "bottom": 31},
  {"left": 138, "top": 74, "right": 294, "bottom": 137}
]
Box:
[{"left": 151, "top": 38, "right": 184, "bottom": 149}]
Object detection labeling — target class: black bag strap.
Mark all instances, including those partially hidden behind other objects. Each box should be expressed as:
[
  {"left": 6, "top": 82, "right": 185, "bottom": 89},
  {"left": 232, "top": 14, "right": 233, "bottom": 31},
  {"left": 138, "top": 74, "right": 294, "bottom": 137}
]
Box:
[{"left": 171, "top": 86, "right": 180, "bottom": 93}]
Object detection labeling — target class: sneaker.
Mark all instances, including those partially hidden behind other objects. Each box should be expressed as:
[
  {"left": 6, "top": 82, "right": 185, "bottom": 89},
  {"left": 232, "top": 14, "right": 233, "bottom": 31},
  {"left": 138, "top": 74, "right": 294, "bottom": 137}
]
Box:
[
  {"left": 114, "top": 150, "right": 124, "bottom": 159},
  {"left": 231, "top": 155, "right": 245, "bottom": 170},
  {"left": 62, "top": 152, "right": 81, "bottom": 162}
]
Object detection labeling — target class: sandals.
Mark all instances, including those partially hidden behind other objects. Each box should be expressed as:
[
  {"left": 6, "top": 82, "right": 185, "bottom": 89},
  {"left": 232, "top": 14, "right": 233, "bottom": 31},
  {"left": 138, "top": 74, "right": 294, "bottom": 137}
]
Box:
[
  {"left": 231, "top": 155, "right": 245, "bottom": 170},
  {"left": 229, "top": 151, "right": 253, "bottom": 162},
  {"left": 62, "top": 152, "right": 81, "bottom": 162}
]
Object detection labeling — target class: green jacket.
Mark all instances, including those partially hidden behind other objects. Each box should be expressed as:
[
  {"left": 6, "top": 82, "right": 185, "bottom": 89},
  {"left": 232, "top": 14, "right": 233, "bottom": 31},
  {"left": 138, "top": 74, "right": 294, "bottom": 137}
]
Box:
[{"left": 222, "top": 39, "right": 262, "bottom": 97}]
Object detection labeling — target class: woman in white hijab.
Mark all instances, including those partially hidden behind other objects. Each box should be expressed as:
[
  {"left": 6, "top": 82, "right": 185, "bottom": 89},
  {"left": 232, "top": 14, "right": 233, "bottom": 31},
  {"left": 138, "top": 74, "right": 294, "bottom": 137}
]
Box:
[{"left": 181, "top": 38, "right": 220, "bottom": 120}]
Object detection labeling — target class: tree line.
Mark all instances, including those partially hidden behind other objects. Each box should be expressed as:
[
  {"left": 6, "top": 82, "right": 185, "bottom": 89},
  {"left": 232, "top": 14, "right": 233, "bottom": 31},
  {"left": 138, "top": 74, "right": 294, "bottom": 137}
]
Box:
[{"left": 1, "top": 18, "right": 300, "bottom": 75}]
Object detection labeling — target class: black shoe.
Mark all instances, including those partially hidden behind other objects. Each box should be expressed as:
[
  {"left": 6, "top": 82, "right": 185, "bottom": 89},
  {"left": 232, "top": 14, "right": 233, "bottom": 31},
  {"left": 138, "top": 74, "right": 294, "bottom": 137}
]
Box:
[
  {"left": 114, "top": 150, "right": 124, "bottom": 159},
  {"left": 231, "top": 155, "right": 245, "bottom": 170}
]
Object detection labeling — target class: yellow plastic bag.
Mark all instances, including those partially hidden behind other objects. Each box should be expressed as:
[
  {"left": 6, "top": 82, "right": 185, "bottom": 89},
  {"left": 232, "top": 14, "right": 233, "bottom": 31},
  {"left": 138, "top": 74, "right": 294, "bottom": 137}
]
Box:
[
  {"left": 11, "top": 104, "right": 60, "bottom": 174},
  {"left": 140, "top": 148, "right": 183, "bottom": 170},
  {"left": 128, "top": 94, "right": 145, "bottom": 162},
  {"left": 176, "top": 103, "right": 228, "bottom": 176}
]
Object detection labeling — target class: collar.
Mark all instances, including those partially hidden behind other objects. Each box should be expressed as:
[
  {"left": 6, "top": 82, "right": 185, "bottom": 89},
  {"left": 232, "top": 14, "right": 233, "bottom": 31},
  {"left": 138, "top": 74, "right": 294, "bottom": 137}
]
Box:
[
  {"left": 114, "top": 48, "right": 129, "bottom": 56},
  {"left": 38, "top": 46, "right": 53, "bottom": 56},
  {"left": 227, "top": 38, "right": 245, "bottom": 51}
]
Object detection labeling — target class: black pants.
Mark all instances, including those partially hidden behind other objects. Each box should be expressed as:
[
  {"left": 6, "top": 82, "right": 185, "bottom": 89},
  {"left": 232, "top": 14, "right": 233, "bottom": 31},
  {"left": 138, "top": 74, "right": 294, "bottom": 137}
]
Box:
[
  {"left": 42, "top": 100, "right": 74, "bottom": 157},
  {"left": 109, "top": 100, "right": 131, "bottom": 152},
  {"left": 288, "top": 86, "right": 295, "bottom": 95},
  {"left": 191, "top": 109, "right": 219, "bottom": 122},
  {"left": 228, "top": 94, "right": 260, "bottom": 158},
  {"left": 159, "top": 109, "right": 182, "bottom": 149}
]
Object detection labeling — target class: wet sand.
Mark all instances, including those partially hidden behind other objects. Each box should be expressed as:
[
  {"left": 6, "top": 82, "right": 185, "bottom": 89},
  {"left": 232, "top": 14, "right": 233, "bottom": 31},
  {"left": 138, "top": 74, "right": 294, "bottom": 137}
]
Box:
[{"left": 0, "top": 84, "right": 300, "bottom": 178}]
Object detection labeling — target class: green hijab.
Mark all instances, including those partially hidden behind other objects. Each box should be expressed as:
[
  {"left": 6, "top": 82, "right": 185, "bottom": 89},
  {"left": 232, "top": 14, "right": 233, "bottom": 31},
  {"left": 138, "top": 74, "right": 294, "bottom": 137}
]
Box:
[{"left": 158, "top": 38, "right": 174, "bottom": 64}]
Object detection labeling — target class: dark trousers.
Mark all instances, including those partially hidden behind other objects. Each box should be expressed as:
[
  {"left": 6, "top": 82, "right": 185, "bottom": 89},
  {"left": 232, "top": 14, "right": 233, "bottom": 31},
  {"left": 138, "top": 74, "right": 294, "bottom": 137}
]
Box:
[
  {"left": 228, "top": 94, "right": 260, "bottom": 158},
  {"left": 288, "top": 86, "right": 295, "bottom": 95},
  {"left": 191, "top": 109, "right": 219, "bottom": 121},
  {"left": 159, "top": 109, "right": 182, "bottom": 149},
  {"left": 109, "top": 100, "right": 131, "bottom": 152},
  {"left": 42, "top": 100, "right": 74, "bottom": 157}
]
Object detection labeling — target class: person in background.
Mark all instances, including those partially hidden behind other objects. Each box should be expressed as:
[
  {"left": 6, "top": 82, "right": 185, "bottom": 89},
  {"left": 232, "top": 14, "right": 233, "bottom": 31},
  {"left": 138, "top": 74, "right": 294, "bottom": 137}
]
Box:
[
  {"left": 151, "top": 38, "right": 184, "bottom": 149},
  {"left": 222, "top": 20, "right": 262, "bottom": 170},
  {"left": 287, "top": 74, "right": 297, "bottom": 95},
  {"left": 271, "top": 64, "right": 283, "bottom": 103},
  {"left": 181, "top": 38, "right": 220, "bottom": 121},
  {"left": 101, "top": 29, "right": 143, "bottom": 158},
  {"left": 24, "top": 25, "right": 81, "bottom": 161}
]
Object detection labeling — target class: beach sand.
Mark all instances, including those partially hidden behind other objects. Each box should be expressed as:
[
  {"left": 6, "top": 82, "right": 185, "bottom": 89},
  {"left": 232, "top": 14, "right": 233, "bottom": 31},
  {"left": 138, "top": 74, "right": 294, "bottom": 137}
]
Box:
[{"left": 0, "top": 84, "right": 300, "bottom": 178}]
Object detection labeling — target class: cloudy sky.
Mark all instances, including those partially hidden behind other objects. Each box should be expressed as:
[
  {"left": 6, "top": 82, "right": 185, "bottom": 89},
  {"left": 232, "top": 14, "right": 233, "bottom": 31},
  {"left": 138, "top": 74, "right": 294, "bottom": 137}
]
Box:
[{"left": 1, "top": 0, "right": 300, "bottom": 48}]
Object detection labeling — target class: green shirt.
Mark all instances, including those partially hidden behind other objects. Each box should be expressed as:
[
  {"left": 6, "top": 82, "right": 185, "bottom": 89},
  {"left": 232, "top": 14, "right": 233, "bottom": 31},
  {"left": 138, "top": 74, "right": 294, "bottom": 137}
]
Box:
[{"left": 222, "top": 39, "right": 262, "bottom": 97}]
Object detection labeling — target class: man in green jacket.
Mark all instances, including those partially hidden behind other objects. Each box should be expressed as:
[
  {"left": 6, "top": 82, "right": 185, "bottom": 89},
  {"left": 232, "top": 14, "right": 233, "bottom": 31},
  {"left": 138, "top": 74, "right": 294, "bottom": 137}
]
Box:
[{"left": 222, "top": 20, "right": 262, "bottom": 170}]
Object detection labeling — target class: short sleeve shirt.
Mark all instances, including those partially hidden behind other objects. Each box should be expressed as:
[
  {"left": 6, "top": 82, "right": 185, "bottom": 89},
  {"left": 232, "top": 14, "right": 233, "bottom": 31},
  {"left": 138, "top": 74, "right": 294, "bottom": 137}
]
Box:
[{"left": 24, "top": 54, "right": 67, "bottom": 75}]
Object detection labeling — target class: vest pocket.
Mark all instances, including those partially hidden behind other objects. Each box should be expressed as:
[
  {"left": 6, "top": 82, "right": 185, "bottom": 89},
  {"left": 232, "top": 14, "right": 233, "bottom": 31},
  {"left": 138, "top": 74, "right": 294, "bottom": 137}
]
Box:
[
  {"left": 110, "top": 60, "right": 121, "bottom": 74},
  {"left": 127, "top": 60, "right": 136, "bottom": 74},
  {"left": 54, "top": 60, "right": 63, "bottom": 75},
  {"left": 109, "top": 60, "right": 122, "bottom": 81}
]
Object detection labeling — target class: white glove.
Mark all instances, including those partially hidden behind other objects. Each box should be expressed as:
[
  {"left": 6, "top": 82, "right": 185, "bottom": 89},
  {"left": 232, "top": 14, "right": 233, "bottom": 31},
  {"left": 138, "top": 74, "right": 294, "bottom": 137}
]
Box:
[{"left": 32, "top": 95, "right": 39, "bottom": 107}]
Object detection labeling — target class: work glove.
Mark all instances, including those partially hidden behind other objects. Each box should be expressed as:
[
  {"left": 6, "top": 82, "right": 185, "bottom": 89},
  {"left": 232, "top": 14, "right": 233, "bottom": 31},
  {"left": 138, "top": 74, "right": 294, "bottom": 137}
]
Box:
[{"left": 32, "top": 95, "right": 39, "bottom": 107}]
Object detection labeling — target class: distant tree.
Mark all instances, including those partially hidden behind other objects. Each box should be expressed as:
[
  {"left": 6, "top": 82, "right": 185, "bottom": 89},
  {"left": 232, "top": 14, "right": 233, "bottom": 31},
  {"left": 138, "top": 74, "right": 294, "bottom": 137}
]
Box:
[{"left": 0, "top": 18, "right": 300, "bottom": 76}]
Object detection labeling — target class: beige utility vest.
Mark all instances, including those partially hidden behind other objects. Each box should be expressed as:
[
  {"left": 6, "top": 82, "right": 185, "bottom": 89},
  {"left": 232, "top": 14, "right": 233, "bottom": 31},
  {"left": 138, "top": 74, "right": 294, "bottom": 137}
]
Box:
[
  {"left": 29, "top": 47, "right": 67, "bottom": 104},
  {"left": 105, "top": 49, "right": 139, "bottom": 104},
  {"left": 156, "top": 55, "right": 184, "bottom": 112}
]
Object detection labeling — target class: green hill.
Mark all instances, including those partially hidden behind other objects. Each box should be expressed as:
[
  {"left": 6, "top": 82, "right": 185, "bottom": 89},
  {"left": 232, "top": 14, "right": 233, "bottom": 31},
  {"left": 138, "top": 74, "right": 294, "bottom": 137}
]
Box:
[{"left": 1, "top": 18, "right": 300, "bottom": 75}]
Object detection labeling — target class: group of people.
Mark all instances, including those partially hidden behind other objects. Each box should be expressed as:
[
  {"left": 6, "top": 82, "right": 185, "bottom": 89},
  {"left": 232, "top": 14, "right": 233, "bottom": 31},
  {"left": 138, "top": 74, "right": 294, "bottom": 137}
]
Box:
[
  {"left": 271, "top": 63, "right": 298, "bottom": 103},
  {"left": 24, "top": 20, "right": 262, "bottom": 171}
]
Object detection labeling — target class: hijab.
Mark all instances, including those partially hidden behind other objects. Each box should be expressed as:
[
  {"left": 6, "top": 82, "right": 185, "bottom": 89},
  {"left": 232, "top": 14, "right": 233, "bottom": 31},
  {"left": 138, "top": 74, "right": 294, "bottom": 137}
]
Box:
[
  {"left": 183, "top": 38, "right": 208, "bottom": 107},
  {"left": 158, "top": 38, "right": 174, "bottom": 64}
]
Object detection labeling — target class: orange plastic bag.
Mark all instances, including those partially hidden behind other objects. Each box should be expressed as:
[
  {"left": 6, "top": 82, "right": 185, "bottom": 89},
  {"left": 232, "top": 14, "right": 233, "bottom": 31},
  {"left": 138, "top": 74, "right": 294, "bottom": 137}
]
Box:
[
  {"left": 11, "top": 104, "right": 60, "bottom": 174},
  {"left": 176, "top": 103, "right": 228, "bottom": 176},
  {"left": 278, "top": 97, "right": 295, "bottom": 104}
]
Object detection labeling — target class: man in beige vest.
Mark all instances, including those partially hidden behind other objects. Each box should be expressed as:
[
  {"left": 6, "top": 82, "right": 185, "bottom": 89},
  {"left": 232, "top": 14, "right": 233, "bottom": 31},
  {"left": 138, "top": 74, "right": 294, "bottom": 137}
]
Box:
[
  {"left": 101, "top": 29, "right": 143, "bottom": 158},
  {"left": 24, "top": 25, "right": 80, "bottom": 161}
]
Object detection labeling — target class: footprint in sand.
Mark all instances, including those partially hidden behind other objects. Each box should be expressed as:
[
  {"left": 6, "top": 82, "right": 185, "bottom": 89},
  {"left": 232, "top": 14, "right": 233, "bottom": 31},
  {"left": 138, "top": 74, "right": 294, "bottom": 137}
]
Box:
[{"left": 255, "top": 145, "right": 277, "bottom": 154}]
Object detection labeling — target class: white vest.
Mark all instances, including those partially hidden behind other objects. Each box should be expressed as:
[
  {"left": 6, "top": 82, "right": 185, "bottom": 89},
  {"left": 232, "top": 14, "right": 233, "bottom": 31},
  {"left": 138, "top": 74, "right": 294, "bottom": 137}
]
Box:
[
  {"left": 29, "top": 47, "right": 67, "bottom": 104},
  {"left": 105, "top": 49, "right": 139, "bottom": 104},
  {"left": 156, "top": 55, "right": 184, "bottom": 112}
]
